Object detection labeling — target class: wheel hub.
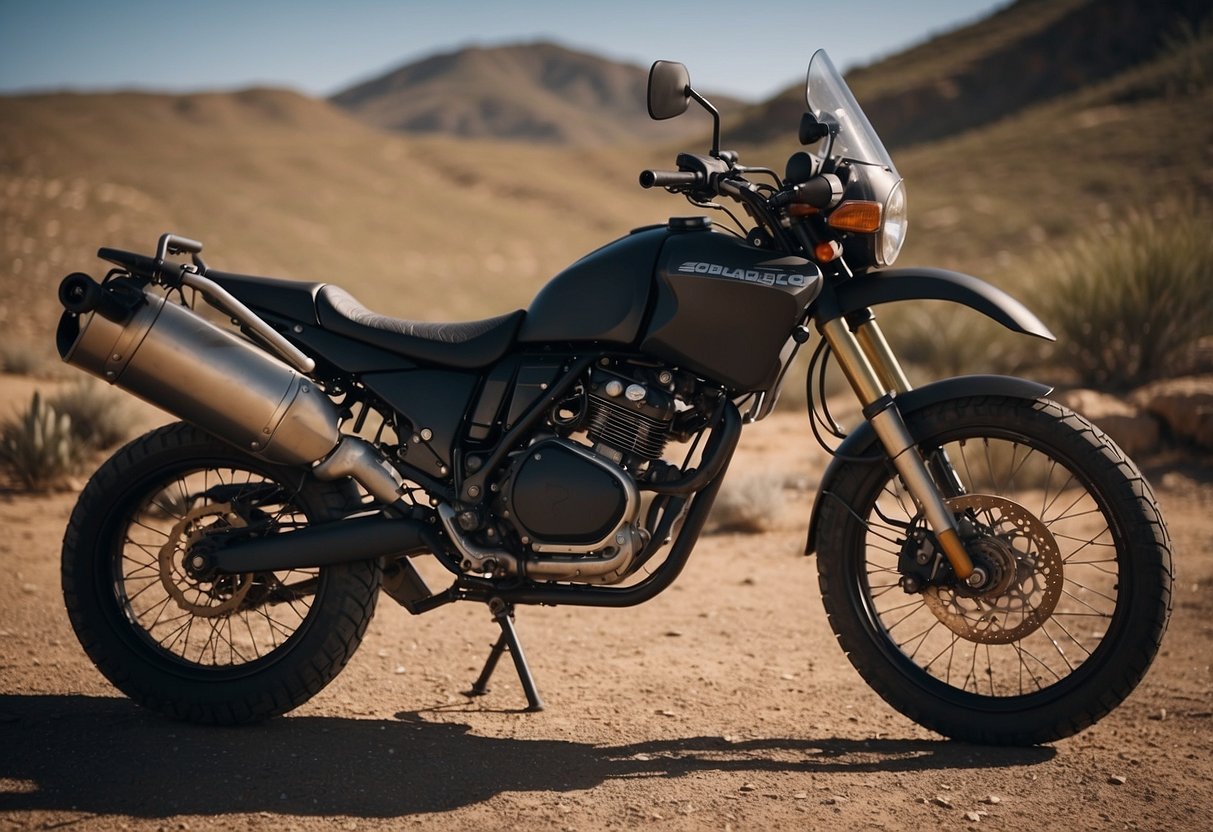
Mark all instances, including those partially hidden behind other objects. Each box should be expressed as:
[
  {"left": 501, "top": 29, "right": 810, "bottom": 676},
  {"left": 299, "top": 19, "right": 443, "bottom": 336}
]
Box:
[
  {"left": 921, "top": 494, "right": 1064, "bottom": 644},
  {"left": 158, "top": 501, "right": 251, "bottom": 618}
]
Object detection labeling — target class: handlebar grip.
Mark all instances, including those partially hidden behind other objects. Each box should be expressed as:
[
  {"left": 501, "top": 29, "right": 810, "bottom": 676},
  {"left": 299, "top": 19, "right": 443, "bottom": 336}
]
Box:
[{"left": 639, "top": 169, "right": 703, "bottom": 189}]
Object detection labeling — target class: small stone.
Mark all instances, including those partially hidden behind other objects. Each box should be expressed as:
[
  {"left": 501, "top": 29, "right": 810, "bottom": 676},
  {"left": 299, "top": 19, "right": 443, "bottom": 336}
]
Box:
[
  {"left": 657, "top": 709, "right": 677, "bottom": 717},
  {"left": 965, "top": 811, "right": 981, "bottom": 822},
  {"left": 932, "top": 796, "right": 954, "bottom": 809},
  {"left": 981, "top": 795, "right": 1002, "bottom": 805},
  {"left": 663, "top": 630, "right": 683, "bottom": 637},
  {"left": 1109, "top": 775, "right": 1127, "bottom": 786},
  {"left": 634, "top": 753, "right": 651, "bottom": 761},
  {"left": 739, "top": 784, "right": 757, "bottom": 792},
  {"left": 792, "top": 792, "right": 809, "bottom": 800},
  {"left": 1147, "top": 708, "right": 1167, "bottom": 721},
  {"left": 779, "top": 673, "right": 796, "bottom": 681},
  {"left": 823, "top": 796, "right": 847, "bottom": 805},
  {"left": 21, "top": 584, "right": 37, "bottom": 594},
  {"left": 393, "top": 665, "right": 406, "bottom": 674}
]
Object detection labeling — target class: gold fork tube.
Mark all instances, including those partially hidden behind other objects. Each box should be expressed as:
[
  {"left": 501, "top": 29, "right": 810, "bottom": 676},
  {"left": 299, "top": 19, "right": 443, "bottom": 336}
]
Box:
[
  {"left": 854, "top": 319, "right": 912, "bottom": 394},
  {"left": 820, "top": 318, "right": 887, "bottom": 404},
  {"left": 820, "top": 318, "right": 974, "bottom": 580}
]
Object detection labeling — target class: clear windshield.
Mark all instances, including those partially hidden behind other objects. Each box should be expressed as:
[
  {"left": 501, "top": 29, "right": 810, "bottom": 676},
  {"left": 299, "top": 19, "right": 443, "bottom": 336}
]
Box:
[{"left": 804, "top": 49, "right": 897, "bottom": 172}]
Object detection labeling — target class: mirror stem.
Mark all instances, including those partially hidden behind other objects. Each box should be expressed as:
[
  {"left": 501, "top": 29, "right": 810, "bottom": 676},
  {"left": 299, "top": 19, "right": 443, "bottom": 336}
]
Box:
[{"left": 687, "top": 88, "right": 721, "bottom": 158}]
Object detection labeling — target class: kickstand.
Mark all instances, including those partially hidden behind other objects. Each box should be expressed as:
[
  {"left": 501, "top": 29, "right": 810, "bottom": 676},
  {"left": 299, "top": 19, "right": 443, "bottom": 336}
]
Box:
[{"left": 466, "top": 598, "right": 545, "bottom": 712}]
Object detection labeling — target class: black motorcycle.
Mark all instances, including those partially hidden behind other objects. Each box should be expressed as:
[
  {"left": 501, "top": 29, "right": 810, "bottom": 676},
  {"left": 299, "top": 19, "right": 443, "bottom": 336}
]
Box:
[{"left": 54, "top": 51, "right": 1171, "bottom": 745}]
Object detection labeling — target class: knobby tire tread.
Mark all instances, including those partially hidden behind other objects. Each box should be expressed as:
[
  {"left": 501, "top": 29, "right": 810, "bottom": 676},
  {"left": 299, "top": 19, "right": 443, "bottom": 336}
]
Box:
[
  {"left": 62, "top": 422, "right": 382, "bottom": 725},
  {"left": 815, "top": 396, "right": 1172, "bottom": 746}
]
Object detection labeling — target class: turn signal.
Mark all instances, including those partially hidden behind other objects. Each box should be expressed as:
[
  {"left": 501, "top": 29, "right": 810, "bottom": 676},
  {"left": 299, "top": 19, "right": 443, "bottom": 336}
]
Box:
[
  {"left": 814, "top": 241, "right": 842, "bottom": 262},
  {"left": 828, "top": 201, "right": 882, "bottom": 233}
]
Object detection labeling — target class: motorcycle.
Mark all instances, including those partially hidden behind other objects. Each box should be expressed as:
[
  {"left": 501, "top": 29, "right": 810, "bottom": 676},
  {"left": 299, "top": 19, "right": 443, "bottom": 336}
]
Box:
[{"left": 54, "top": 50, "right": 1171, "bottom": 745}]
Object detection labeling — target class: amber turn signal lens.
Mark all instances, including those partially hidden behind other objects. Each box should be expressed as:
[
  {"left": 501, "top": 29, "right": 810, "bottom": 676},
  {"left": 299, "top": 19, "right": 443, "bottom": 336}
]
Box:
[
  {"left": 814, "top": 241, "right": 842, "bottom": 262},
  {"left": 828, "top": 201, "right": 882, "bottom": 233}
]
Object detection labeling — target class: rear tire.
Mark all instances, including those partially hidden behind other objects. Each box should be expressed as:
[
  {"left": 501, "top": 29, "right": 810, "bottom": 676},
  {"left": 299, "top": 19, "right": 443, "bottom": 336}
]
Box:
[
  {"left": 62, "top": 422, "right": 381, "bottom": 724},
  {"left": 816, "top": 396, "right": 1172, "bottom": 745}
]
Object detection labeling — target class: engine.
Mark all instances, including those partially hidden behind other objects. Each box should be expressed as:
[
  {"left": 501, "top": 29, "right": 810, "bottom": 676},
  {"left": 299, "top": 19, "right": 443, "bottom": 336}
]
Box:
[{"left": 493, "top": 364, "right": 680, "bottom": 583}]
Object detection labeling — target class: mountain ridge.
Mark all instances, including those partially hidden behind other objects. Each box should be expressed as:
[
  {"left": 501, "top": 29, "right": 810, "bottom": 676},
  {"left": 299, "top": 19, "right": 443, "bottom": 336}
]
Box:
[{"left": 330, "top": 40, "right": 738, "bottom": 146}]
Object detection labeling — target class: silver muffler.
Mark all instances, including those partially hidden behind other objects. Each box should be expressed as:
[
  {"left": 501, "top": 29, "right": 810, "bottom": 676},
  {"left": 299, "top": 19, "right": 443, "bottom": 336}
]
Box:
[{"left": 57, "top": 276, "right": 407, "bottom": 506}]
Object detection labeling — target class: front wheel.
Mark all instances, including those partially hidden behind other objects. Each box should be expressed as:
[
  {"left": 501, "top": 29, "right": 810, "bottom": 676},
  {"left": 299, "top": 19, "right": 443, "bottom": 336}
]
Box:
[
  {"left": 62, "top": 423, "right": 382, "bottom": 724},
  {"left": 815, "top": 396, "right": 1172, "bottom": 745}
]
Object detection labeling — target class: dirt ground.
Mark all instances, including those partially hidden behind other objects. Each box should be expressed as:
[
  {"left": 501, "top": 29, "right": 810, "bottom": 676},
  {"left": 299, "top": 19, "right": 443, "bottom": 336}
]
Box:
[{"left": 1, "top": 376, "right": 1211, "bottom": 831}]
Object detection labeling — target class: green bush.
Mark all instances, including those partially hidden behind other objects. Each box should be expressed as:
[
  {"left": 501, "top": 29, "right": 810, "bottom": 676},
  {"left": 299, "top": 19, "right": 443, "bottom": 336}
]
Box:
[
  {"left": 0, "top": 392, "right": 87, "bottom": 491},
  {"left": 48, "top": 379, "right": 134, "bottom": 450},
  {"left": 1040, "top": 207, "right": 1213, "bottom": 389}
]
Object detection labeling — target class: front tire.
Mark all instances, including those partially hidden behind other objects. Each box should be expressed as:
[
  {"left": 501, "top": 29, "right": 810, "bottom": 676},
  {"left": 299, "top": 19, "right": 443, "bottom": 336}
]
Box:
[
  {"left": 62, "top": 423, "right": 382, "bottom": 724},
  {"left": 816, "top": 396, "right": 1172, "bottom": 745}
]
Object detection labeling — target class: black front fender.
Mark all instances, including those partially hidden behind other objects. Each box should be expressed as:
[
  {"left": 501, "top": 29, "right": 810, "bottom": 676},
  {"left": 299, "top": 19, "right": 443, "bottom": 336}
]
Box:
[
  {"left": 803, "top": 374, "right": 1053, "bottom": 556},
  {"left": 835, "top": 267, "right": 1055, "bottom": 340}
]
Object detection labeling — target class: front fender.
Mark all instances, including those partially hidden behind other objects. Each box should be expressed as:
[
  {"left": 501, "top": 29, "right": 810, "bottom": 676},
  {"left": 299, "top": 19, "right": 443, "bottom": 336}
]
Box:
[
  {"left": 803, "top": 374, "right": 1053, "bottom": 556},
  {"left": 835, "top": 267, "right": 1055, "bottom": 340}
]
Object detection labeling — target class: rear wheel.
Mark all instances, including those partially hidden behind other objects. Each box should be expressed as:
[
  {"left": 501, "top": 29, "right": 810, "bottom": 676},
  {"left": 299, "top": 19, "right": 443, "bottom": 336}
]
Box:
[
  {"left": 816, "top": 396, "right": 1172, "bottom": 745},
  {"left": 62, "top": 422, "right": 381, "bottom": 724}
]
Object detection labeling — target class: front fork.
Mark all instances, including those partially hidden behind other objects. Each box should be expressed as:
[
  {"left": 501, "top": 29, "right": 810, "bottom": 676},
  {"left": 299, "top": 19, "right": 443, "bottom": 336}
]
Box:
[{"left": 819, "top": 313, "right": 978, "bottom": 583}]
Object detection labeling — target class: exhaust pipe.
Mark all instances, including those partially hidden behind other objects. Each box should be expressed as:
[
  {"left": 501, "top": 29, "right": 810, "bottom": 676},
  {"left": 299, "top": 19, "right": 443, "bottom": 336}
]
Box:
[{"left": 56, "top": 275, "right": 408, "bottom": 506}]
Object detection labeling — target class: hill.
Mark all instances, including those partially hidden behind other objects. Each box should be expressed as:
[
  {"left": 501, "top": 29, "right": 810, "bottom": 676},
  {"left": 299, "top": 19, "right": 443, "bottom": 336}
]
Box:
[
  {"left": 331, "top": 41, "right": 735, "bottom": 146},
  {"left": 2, "top": 9, "right": 1210, "bottom": 368},
  {"left": 728, "top": 0, "right": 1211, "bottom": 149},
  {"left": 0, "top": 86, "right": 671, "bottom": 350}
]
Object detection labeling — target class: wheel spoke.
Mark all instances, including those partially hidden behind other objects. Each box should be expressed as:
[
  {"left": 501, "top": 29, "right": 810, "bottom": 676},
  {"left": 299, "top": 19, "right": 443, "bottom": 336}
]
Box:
[{"left": 113, "top": 463, "right": 321, "bottom": 671}]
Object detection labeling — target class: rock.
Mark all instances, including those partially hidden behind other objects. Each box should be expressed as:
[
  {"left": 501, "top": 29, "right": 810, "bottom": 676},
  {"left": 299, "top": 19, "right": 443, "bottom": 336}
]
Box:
[
  {"left": 739, "top": 784, "right": 757, "bottom": 792},
  {"left": 965, "top": 811, "right": 982, "bottom": 822},
  {"left": 1131, "top": 376, "right": 1213, "bottom": 450},
  {"left": 823, "top": 796, "right": 847, "bottom": 805},
  {"left": 981, "top": 795, "right": 1002, "bottom": 805},
  {"left": 1054, "top": 389, "right": 1160, "bottom": 456},
  {"left": 1108, "top": 775, "right": 1127, "bottom": 786},
  {"left": 932, "top": 796, "right": 954, "bottom": 809}
]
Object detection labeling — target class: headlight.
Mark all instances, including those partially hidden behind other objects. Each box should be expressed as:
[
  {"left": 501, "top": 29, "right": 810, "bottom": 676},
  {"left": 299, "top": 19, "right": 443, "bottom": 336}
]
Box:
[{"left": 878, "top": 178, "right": 907, "bottom": 267}]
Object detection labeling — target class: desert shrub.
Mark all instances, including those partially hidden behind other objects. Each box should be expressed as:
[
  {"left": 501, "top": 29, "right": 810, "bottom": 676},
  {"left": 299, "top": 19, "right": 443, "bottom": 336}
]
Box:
[
  {"left": 0, "top": 392, "right": 87, "bottom": 491},
  {"left": 0, "top": 342, "right": 47, "bottom": 376},
  {"left": 886, "top": 306, "right": 1027, "bottom": 381},
  {"left": 48, "top": 379, "right": 134, "bottom": 450},
  {"left": 1039, "top": 206, "right": 1213, "bottom": 389},
  {"left": 707, "top": 473, "right": 788, "bottom": 534}
]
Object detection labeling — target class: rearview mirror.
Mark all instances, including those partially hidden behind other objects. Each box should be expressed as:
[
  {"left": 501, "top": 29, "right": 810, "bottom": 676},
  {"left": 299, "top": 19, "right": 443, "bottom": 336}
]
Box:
[{"left": 648, "top": 61, "right": 691, "bottom": 120}]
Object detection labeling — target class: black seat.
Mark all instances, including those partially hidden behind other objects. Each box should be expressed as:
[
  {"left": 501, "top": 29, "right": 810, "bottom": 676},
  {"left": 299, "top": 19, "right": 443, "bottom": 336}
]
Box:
[{"left": 315, "top": 285, "right": 525, "bottom": 369}]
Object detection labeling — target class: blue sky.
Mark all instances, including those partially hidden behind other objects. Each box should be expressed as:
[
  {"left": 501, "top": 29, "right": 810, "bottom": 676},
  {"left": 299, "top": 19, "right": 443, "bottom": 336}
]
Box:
[{"left": 0, "top": 0, "right": 1009, "bottom": 101}]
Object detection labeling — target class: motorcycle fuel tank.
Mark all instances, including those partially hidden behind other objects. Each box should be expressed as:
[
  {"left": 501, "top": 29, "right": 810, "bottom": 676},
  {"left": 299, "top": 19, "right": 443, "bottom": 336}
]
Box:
[
  {"left": 518, "top": 225, "right": 667, "bottom": 345},
  {"left": 640, "top": 229, "right": 822, "bottom": 391}
]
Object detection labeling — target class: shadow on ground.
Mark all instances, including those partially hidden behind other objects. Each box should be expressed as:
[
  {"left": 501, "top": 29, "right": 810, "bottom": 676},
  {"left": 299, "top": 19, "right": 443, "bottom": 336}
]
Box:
[{"left": 0, "top": 694, "right": 1054, "bottom": 818}]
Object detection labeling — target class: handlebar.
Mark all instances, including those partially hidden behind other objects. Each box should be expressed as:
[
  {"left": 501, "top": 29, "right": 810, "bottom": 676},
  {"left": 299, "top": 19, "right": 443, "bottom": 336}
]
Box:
[
  {"left": 639, "top": 169, "right": 704, "bottom": 189},
  {"left": 155, "top": 233, "right": 203, "bottom": 261}
]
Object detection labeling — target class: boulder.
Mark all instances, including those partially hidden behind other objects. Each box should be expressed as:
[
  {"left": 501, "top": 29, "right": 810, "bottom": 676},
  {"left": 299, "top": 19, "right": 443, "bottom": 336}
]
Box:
[
  {"left": 1053, "top": 388, "right": 1161, "bottom": 456},
  {"left": 1131, "top": 376, "right": 1213, "bottom": 451}
]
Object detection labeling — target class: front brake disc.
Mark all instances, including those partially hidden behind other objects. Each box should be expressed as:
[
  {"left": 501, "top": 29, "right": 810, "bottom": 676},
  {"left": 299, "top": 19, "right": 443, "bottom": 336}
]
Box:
[{"left": 921, "top": 494, "right": 1064, "bottom": 644}]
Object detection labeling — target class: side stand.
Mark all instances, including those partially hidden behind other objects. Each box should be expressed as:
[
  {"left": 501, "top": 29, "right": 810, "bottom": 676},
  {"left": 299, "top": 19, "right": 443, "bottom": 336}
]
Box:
[{"left": 466, "top": 598, "right": 545, "bottom": 712}]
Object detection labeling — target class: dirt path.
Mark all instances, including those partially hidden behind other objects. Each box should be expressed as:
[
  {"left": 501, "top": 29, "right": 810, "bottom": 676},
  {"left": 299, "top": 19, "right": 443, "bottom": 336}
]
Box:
[{"left": 1, "top": 404, "right": 1211, "bottom": 831}]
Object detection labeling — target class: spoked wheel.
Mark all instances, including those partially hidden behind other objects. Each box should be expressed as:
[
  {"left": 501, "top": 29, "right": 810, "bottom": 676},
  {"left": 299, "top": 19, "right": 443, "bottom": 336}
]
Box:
[
  {"left": 816, "top": 396, "right": 1172, "bottom": 745},
  {"left": 62, "top": 423, "right": 381, "bottom": 724}
]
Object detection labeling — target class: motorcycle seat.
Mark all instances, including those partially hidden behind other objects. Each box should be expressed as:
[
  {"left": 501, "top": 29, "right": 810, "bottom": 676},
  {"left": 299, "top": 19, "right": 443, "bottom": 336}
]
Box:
[{"left": 315, "top": 285, "right": 525, "bottom": 369}]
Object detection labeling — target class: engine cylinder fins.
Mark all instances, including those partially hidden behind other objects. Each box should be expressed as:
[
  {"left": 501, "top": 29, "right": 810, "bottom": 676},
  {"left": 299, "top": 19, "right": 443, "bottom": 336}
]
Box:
[{"left": 586, "top": 395, "right": 672, "bottom": 460}]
